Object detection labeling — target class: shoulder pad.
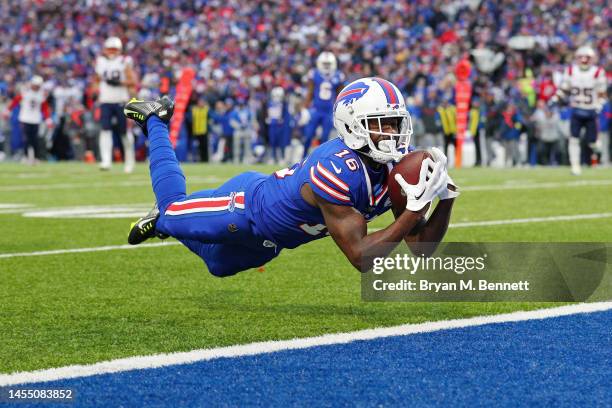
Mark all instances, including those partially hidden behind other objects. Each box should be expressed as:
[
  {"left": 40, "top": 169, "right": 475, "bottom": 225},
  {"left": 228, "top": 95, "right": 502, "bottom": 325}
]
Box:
[{"left": 309, "top": 160, "right": 351, "bottom": 204}]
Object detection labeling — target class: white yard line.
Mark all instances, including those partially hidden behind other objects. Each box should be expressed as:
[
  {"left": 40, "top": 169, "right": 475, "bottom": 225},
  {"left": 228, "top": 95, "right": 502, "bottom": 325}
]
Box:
[
  {"left": 1, "top": 212, "right": 610, "bottom": 260},
  {"left": 0, "top": 302, "right": 610, "bottom": 386},
  {"left": 367, "top": 212, "right": 612, "bottom": 232},
  {"left": 22, "top": 205, "right": 153, "bottom": 219},
  {"left": 0, "top": 181, "right": 151, "bottom": 192},
  {"left": 0, "top": 242, "right": 180, "bottom": 259},
  {"left": 0, "top": 204, "right": 32, "bottom": 209},
  {"left": 0, "top": 177, "right": 224, "bottom": 192},
  {"left": 449, "top": 212, "right": 612, "bottom": 228},
  {"left": 0, "top": 203, "right": 34, "bottom": 214},
  {"left": 1, "top": 178, "right": 610, "bottom": 193},
  {"left": 460, "top": 179, "right": 612, "bottom": 191}
]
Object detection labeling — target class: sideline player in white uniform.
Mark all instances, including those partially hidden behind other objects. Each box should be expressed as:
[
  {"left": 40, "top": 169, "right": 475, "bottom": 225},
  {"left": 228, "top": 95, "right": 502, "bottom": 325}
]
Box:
[
  {"left": 6, "top": 76, "right": 52, "bottom": 164},
  {"left": 552, "top": 46, "right": 608, "bottom": 175},
  {"left": 93, "top": 37, "right": 137, "bottom": 172}
]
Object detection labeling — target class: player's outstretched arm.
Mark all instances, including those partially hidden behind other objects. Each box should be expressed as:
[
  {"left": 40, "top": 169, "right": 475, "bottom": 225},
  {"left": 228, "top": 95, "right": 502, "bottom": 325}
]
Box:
[
  {"left": 313, "top": 159, "right": 446, "bottom": 271},
  {"left": 395, "top": 195, "right": 455, "bottom": 257},
  {"left": 315, "top": 195, "right": 425, "bottom": 272},
  {"left": 396, "top": 147, "right": 458, "bottom": 256}
]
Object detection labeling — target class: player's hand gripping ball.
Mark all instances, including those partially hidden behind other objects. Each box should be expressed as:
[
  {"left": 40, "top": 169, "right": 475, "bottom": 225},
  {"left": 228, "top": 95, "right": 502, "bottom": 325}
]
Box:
[
  {"left": 388, "top": 150, "right": 434, "bottom": 214},
  {"left": 388, "top": 148, "right": 459, "bottom": 214},
  {"left": 388, "top": 150, "right": 446, "bottom": 214}
]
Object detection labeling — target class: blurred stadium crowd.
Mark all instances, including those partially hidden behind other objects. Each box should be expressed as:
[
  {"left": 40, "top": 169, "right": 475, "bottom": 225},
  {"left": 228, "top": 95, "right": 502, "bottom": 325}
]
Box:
[{"left": 0, "top": 0, "right": 610, "bottom": 167}]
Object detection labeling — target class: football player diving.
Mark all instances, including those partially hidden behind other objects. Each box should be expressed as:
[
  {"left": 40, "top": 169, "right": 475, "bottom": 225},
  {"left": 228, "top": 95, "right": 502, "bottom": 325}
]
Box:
[{"left": 124, "top": 77, "right": 458, "bottom": 277}]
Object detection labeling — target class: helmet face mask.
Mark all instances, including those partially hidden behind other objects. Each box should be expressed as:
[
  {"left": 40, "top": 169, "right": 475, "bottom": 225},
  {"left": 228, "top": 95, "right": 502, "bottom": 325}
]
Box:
[
  {"left": 354, "top": 113, "right": 412, "bottom": 163},
  {"left": 334, "top": 77, "right": 412, "bottom": 164}
]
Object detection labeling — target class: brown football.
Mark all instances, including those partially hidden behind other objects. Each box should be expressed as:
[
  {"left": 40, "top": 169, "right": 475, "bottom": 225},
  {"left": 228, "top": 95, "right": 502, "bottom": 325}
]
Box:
[{"left": 388, "top": 150, "right": 433, "bottom": 213}]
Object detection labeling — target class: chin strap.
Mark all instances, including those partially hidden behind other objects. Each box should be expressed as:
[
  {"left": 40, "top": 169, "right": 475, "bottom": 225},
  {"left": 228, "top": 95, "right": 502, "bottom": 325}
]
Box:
[{"left": 356, "top": 145, "right": 371, "bottom": 155}]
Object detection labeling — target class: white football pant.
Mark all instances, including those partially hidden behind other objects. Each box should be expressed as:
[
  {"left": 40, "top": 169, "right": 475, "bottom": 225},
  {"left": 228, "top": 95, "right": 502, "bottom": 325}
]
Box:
[
  {"left": 123, "top": 129, "right": 135, "bottom": 173},
  {"left": 99, "top": 129, "right": 113, "bottom": 169},
  {"left": 568, "top": 137, "right": 581, "bottom": 175}
]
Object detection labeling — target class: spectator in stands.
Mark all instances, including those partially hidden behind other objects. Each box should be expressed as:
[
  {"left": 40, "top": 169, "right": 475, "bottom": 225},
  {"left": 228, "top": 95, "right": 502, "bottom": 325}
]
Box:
[
  {"left": 0, "top": 94, "right": 8, "bottom": 159},
  {"left": 0, "top": 0, "right": 608, "bottom": 166},
  {"left": 190, "top": 96, "right": 210, "bottom": 163},
  {"left": 229, "top": 97, "right": 257, "bottom": 164},
  {"left": 500, "top": 103, "right": 522, "bottom": 167},
  {"left": 533, "top": 101, "right": 562, "bottom": 165},
  {"left": 437, "top": 97, "right": 456, "bottom": 162},
  {"left": 210, "top": 100, "right": 233, "bottom": 163},
  {"left": 514, "top": 82, "right": 538, "bottom": 166},
  {"left": 420, "top": 88, "right": 442, "bottom": 150},
  {"left": 468, "top": 98, "right": 484, "bottom": 166},
  {"left": 481, "top": 91, "right": 502, "bottom": 166},
  {"left": 407, "top": 97, "right": 425, "bottom": 148}
]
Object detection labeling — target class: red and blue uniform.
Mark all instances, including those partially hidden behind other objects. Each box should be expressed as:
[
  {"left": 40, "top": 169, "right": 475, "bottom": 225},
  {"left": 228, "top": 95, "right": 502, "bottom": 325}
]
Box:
[
  {"left": 303, "top": 69, "right": 345, "bottom": 152},
  {"left": 250, "top": 137, "right": 398, "bottom": 249},
  {"left": 146, "top": 116, "right": 405, "bottom": 277}
]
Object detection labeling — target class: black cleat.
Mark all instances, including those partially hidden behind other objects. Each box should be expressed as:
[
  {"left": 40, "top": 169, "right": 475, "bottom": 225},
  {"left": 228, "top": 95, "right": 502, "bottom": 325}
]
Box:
[
  {"left": 123, "top": 96, "right": 175, "bottom": 133},
  {"left": 128, "top": 204, "right": 169, "bottom": 245}
]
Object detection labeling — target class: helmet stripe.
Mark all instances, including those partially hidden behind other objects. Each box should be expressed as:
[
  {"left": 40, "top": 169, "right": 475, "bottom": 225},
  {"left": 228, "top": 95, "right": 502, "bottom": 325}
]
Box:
[
  {"left": 336, "top": 88, "right": 363, "bottom": 101},
  {"left": 372, "top": 78, "right": 399, "bottom": 104}
]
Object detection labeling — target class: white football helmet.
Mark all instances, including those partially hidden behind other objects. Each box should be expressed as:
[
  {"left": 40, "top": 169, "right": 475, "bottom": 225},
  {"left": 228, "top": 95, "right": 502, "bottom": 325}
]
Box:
[
  {"left": 575, "top": 46, "right": 596, "bottom": 70},
  {"left": 271, "top": 86, "right": 285, "bottom": 102},
  {"left": 104, "top": 37, "right": 123, "bottom": 51},
  {"left": 334, "top": 77, "right": 412, "bottom": 164},
  {"left": 316, "top": 52, "right": 337, "bottom": 76},
  {"left": 30, "top": 75, "right": 44, "bottom": 87}
]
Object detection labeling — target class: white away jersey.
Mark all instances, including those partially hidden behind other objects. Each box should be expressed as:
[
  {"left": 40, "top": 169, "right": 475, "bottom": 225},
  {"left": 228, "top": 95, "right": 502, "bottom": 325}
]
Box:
[
  {"left": 558, "top": 65, "right": 607, "bottom": 110},
  {"left": 95, "top": 55, "right": 132, "bottom": 103},
  {"left": 18, "top": 87, "right": 47, "bottom": 124}
]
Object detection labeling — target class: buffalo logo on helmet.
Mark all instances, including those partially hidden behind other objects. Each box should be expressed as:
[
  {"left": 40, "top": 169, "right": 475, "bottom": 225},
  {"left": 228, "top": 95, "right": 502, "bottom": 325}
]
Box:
[{"left": 334, "top": 82, "right": 370, "bottom": 111}]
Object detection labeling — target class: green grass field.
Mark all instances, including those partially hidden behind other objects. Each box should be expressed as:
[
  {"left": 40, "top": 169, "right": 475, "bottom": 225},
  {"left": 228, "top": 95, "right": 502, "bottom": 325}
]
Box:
[{"left": 1, "top": 162, "right": 611, "bottom": 374}]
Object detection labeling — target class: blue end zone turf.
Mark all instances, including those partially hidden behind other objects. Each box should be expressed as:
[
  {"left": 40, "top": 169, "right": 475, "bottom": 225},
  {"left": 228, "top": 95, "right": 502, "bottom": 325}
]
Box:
[{"left": 16, "top": 310, "right": 612, "bottom": 407}]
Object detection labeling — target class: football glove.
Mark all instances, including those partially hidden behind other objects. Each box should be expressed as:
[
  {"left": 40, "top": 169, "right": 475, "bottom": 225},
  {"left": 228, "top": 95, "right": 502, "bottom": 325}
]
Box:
[
  {"left": 395, "top": 158, "right": 447, "bottom": 212},
  {"left": 428, "top": 147, "right": 460, "bottom": 200}
]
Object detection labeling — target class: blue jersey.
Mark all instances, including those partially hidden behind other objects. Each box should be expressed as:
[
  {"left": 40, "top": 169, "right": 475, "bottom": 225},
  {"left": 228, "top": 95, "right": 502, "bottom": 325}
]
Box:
[
  {"left": 229, "top": 106, "right": 253, "bottom": 131},
  {"left": 310, "top": 69, "right": 345, "bottom": 112},
  {"left": 247, "top": 138, "right": 395, "bottom": 249},
  {"left": 210, "top": 110, "right": 233, "bottom": 136},
  {"left": 266, "top": 100, "right": 286, "bottom": 125}
]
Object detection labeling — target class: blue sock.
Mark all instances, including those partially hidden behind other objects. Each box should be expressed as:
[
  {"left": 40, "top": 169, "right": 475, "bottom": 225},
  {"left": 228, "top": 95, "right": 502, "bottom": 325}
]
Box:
[{"left": 147, "top": 116, "right": 186, "bottom": 212}]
